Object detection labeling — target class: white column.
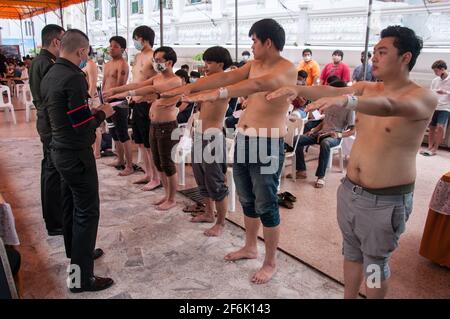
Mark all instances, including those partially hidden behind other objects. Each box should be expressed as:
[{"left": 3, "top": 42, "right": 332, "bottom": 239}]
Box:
[
  {"left": 211, "top": 0, "right": 225, "bottom": 19},
  {"left": 297, "top": 4, "right": 309, "bottom": 46},
  {"left": 120, "top": 0, "right": 127, "bottom": 32},
  {"left": 172, "top": 0, "right": 184, "bottom": 21},
  {"left": 265, "top": 0, "right": 278, "bottom": 10}
]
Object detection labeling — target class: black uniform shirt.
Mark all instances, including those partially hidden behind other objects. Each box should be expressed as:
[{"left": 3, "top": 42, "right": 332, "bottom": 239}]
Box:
[
  {"left": 29, "top": 49, "right": 56, "bottom": 138},
  {"left": 41, "top": 57, "right": 105, "bottom": 150}
]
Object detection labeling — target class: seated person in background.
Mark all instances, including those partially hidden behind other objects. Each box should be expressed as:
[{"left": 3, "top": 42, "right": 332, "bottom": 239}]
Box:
[
  {"left": 224, "top": 97, "right": 247, "bottom": 130},
  {"left": 180, "top": 64, "right": 189, "bottom": 73},
  {"left": 287, "top": 80, "right": 355, "bottom": 187},
  {"left": 189, "top": 70, "right": 201, "bottom": 83},
  {"left": 290, "top": 70, "right": 310, "bottom": 119},
  {"left": 326, "top": 75, "right": 341, "bottom": 86},
  {"left": 175, "top": 69, "right": 196, "bottom": 124}
]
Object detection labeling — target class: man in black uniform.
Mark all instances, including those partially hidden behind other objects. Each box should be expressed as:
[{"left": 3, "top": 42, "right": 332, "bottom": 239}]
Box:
[
  {"left": 29, "top": 24, "right": 65, "bottom": 236},
  {"left": 41, "top": 29, "right": 114, "bottom": 293}
]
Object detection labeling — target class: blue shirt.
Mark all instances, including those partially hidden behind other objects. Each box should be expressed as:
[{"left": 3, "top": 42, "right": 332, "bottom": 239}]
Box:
[{"left": 352, "top": 64, "right": 375, "bottom": 82}]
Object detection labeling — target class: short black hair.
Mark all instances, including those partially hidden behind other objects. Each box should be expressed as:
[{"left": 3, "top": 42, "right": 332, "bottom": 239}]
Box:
[
  {"left": 431, "top": 60, "right": 447, "bottom": 70},
  {"left": 60, "top": 29, "right": 89, "bottom": 53},
  {"left": 242, "top": 50, "right": 251, "bottom": 56},
  {"left": 302, "top": 49, "right": 312, "bottom": 56},
  {"left": 248, "top": 19, "right": 285, "bottom": 51},
  {"left": 41, "top": 24, "right": 65, "bottom": 47},
  {"left": 380, "top": 25, "right": 423, "bottom": 71},
  {"left": 154, "top": 46, "right": 177, "bottom": 66},
  {"left": 297, "top": 70, "right": 308, "bottom": 79},
  {"left": 329, "top": 80, "right": 347, "bottom": 88},
  {"left": 181, "top": 64, "right": 189, "bottom": 70},
  {"left": 175, "top": 69, "right": 189, "bottom": 83},
  {"left": 203, "top": 46, "right": 233, "bottom": 70},
  {"left": 327, "top": 75, "right": 341, "bottom": 84},
  {"left": 110, "top": 36, "right": 127, "bottom": 49},
  {"left": 361, "top": 51, "right": 372, "bottom": 58},
  {"left": 132, "top": 25, "right": 155, "bottom": 47},
  {"left": 332, "top": 50, "right": 344, "bottom": 58},
  {"left": 190, "top": 71, "right": 201, "bottom": 78}
]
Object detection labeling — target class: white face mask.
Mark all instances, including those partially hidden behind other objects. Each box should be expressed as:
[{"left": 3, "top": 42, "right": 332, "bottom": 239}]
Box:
[
  {"left": 303, "top": 56, "right": 311, "bottom": 62},
  {"left": 189, "top": 77, "right": 197, "bottom": 83},
  {"left": 242, "top": 55, "right": 250, "bottom": 61},
  {"left": 153, "top": 62, "right": 167, "bottom": 73}
]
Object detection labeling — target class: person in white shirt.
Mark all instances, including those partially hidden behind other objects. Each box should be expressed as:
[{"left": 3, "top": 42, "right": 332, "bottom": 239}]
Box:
[{"left": 421, "top": 60, "right": 450, "bottom": 156}]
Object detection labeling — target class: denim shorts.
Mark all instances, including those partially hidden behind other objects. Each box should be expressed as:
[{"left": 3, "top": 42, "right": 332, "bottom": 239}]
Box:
[
  {"left": 429, "top": 110, "right": 450, "bottom": 127},
  {"left": 337, "top": 177, "right": 413, "bottom": 281},
  {"left": 233, "top": 133, "right": 285, "bottom": 227}
]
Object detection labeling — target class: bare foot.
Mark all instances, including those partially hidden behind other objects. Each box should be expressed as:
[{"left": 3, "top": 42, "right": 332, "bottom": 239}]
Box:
[
  {"left": 204, "top": 224, "right": 225, "bottom": 237},
  {"left": 142, "top": 180, "right": 162, "bottom": 191},
  {"left": 224, "top": 247, "right": 257, "bottom": 261},
  {"left": 152, "top": 197, "right": 167, "bottom": 206},
  {"left": 118, "top": 166, "right": 134, "bottom": 176},
  {"left": 156, "top": 200, "right": 177, "bottom": 211},
  {"left": 251, "top": 264, "right": 277, "bottom": 284},
  {"left": 190, "top": 213, "right": 214, "bottom": 223},
  {"left": 133, "top": 176, "right": 151, "bottom": 184}
]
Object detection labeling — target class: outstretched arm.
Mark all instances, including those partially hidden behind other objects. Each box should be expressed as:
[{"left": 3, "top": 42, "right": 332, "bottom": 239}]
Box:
[
  {"left": 104, "top": 74, "right": 157, "bottom": 99},
  {"left": 161, "top": 62, "right": 252, "bottom": 98},
  {"left": 306, "top": 87, "right": 437, "bottom": 121},
  {"left": 182, "top": 63, "right": 297, "bottom": 103},
  {"left": 266, "top": 82, "right": 363, "bottom": 104}
]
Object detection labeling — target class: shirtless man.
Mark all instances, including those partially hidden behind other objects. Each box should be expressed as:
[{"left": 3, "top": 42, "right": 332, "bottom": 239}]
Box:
[
  {"left": 267, "top": 26, "right": 437, "bottom": 298},
  {"left": 188, "top": 46, "right": 233, "bottom": 237},
  {"left": 102, "top": 36, "right": 132, "bottom": 175},
  {"left": 108, "top": 46, "right": 182, "bottom": 210},
  {"left": 163, "top": 19, "right": 297, "bottom": 284},
  {"left": 82, "top": 47, "right": 102, "bottom": 159},
  {"left": 103, "top": 26, "right": 160, "bottom": 189}
]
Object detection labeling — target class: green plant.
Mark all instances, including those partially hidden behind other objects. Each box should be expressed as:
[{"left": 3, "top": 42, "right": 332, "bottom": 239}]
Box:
[{"left": 192, "top": 52, "right": 204, "bottom": 61}]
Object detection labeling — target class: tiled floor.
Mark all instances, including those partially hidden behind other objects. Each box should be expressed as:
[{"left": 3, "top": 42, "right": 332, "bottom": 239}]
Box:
[{"left": 1, "top": 109, "right": 449, "bottom": 298}]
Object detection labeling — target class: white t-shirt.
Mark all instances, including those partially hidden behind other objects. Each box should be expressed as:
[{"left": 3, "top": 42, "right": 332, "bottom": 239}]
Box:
[{"left": 430, "top": 75, "right": 450, "bottom": 112}]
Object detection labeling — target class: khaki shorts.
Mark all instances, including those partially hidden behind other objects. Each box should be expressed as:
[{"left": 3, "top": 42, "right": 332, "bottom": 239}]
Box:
[{"left": 337, "top": 177, "right": 413, "bottom": 281}]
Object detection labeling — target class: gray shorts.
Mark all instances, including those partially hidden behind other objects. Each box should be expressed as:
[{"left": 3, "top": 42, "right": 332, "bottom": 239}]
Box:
[
  {"left": 191, "top": 130, "right": 228, "bottom": 202},
  {"left": 337, "top": 177, "right": 413, "bottom": 281}
]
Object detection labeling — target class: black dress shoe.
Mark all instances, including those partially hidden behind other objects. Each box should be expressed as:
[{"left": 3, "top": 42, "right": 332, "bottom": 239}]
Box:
[
  {"left": 93, "top": 248, "right": 104, "bottom": 260},
  {"left": 47, "top": 228, "right": 63, "bottom": 236},
  {"left": 69, "top": 276, "right": 114, "bottom": 293}
]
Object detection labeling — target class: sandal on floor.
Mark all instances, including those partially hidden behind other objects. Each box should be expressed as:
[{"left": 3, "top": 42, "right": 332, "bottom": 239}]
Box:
[
  {"left": 278, "top": 194, "right": 294, "bottom": 209},
  {"left": 182, "top": 202, "right": 205, "bottom": 213},
  {"left": 420, "top": 150, "right": 436, "bottom": 156},
  {"left": 282, "top": 191, "right": 297, "bottom": 202},
  {"left": 314, "top": 178, "right": 325, "bottom": 188}
]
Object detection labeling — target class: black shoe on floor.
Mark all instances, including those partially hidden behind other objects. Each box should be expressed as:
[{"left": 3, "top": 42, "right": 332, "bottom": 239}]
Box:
[
  {"left": 93, "top": 248, "right": 104, "bottom": 260},
  {"left": 47, "top": 228, "right": 63, "bottom": 236},
  {"left": 69, "top": 276, "right": 114, "bottom": 293}
]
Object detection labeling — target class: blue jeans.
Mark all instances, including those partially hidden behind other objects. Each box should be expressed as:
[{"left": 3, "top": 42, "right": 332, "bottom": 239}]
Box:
[
  {"left": 295, "top": 134, "right": 341, "bottom": 178},
  {"left": 233, "top": 133, "right": 285, "bottom": 227}
]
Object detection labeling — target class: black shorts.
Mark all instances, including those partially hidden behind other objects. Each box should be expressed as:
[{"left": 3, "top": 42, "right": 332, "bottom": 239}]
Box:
[
  {"left": 131, "top": 102, "right": 151, "bottom": 148},
  {"left": 109, "top": 101, "right": 130, "bottom": 143}
]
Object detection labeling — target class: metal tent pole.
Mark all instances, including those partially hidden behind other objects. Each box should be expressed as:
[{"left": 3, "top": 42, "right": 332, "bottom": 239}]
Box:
[
  {"left": 235, "top": 0, "right": 238, "bottom": 62},
  {"left": 159, "top": 0, "right": 163, "bottom": 46},
  {"left": 362, "top": 0, "right": 373, "bottom": 81}
]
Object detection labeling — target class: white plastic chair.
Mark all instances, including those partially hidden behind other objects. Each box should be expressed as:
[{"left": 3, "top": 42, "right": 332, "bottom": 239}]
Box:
[
  {"left": 0, "top": 85, "right": 17, "bottom": 125},
  {"left": 225, "top": 136, "right": 236, "bottom": 213},
  {"left": 281, "top": 117, "right": 305, "bottom": 182},
  {"left": 23, "top": 84, "right": 35, "bottom": 122},
  {"left": 176, "top": 111, "right": 198, "bottom": 186},
  {"left": 328, "top": 139, "right": 344, "bottom": 173}
]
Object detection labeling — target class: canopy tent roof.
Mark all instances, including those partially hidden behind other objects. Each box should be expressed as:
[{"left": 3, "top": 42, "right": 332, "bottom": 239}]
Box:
[{"left": 0, "top": 0, "right": 86, "bottom": 20}]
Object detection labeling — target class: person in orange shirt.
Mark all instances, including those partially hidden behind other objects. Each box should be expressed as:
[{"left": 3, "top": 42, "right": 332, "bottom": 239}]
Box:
[{"left": 297, "top": 49, "right": 320, "bottom": 86}]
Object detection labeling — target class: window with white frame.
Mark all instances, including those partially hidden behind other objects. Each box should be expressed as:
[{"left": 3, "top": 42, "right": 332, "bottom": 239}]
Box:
[
  {"left": 110, "top": 0, "right": 120, "bottom": 18},
  {"left": 131, "top": 0, "right": 143, "bottom": 14},
  {"left": 94, "top": 0, "right": 102, "bottom": 21}
]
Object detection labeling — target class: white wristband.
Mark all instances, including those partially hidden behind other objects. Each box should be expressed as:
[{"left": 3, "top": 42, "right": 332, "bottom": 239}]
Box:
[
  {"left": 345, "top": 94, "right": 358, "bottom": 111},
  {"left": 218, "top": 87, "right": 228, "bottom": 99},
  {"left": 128, "top": 90, "right": 136, "bottom": 97}
]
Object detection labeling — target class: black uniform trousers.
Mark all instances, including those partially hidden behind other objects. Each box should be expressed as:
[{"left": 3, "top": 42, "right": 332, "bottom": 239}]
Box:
[
  {"left": 40, "top": 134, "right": 63, "bottom": 231},
  {"left": 51, "top": 147, "right": 99, "bottom": 284}
]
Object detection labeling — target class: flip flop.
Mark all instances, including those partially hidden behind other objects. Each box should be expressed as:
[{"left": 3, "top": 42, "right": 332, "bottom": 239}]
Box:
[
  {"left": 133, "top": 164, "right": 145, "bottom": 172},
  {"left": 277, "top": 194, "right": 294, "bottom": 209},
  {"left": 114, "top": 164, "right": 125, "bottom": 171},
  {"left": 182, "top": 202, "right": 205, "bottom": 213},
  {"left": 282, "top": 191, "right": 297, "bottom": 202},
  {"left": 421, "top": 150, "right": 436, "bottom": 156},
  {"left": 314, "top": 178, "right": 325, "bottom": 188}
]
